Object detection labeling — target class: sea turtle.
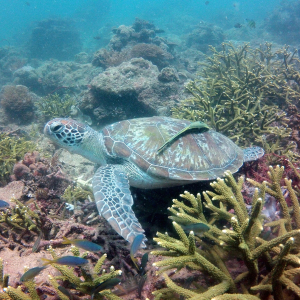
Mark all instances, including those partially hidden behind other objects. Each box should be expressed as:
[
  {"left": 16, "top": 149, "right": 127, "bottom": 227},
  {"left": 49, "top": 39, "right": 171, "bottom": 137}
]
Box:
[{"left": 44, "top": 116, "right": 264, "bottom": 244}]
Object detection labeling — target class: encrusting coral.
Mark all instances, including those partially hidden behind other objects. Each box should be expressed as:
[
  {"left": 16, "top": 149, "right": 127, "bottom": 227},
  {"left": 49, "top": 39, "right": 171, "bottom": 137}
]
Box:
[
  {"left": 0, "top": 246, "right": 122, "bottom": 300},
  {"left": 151, "top": 166, "right": 300, "bottom": 300},
  {"left": 172, "top": 43, "right": 300, "bottom": 154},
  {"left": 0, "top": 85, "right": 35, "bottom": 124}
]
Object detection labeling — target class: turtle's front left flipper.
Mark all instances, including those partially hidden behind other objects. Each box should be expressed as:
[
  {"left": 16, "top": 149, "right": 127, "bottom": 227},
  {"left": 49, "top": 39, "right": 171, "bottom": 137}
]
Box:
[{"left": 93, "top": 165, "right": 145, "bottom": 244}]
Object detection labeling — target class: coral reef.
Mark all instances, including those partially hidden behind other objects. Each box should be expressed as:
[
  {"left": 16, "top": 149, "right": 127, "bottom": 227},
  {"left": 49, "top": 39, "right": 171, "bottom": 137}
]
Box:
[
  {"left": 92, "top": 18, "right": 171, "bottom": 70},
  {"left": 152, "top": 167, "right": 300, "bottom": 299},
  {"left": 172, "top": 43, "right": 300, "bottom": 153},
  {"left": 0, "top": 134, "right": 36, "bottom": 184},
  {"left": 13, "top": 60, "right": 101, "bottom": 95},
  {"left": 186, "top": 21, "right": 225, "bottom": 53},
  {"left": 109, "top": 18, "right": 164, "bottom": 51},
  {"left": 28, "top": 18, "right": 81, "bottom": 60},
  {"left": 80, "top": 58, "right": 183, "bottom": 124},
  {"left": 130, "top": 43, "right": 173, "bottom": 69},
  {"left": 0, "top": 47, "right": 27, "bottom": 87},
  {"left": 265, "top": 0, "right": 300, "bottom": 44},
  {"left": 0, "top": 85, "right": 37, "bottom": 124},
  {"left": 92, "top": 48, "right": 130, "bottom": 69}
]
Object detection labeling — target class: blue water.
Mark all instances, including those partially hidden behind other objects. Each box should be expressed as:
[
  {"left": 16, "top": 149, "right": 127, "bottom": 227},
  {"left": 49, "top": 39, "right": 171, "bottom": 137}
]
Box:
[{"left": 0, "top": 0, "right": 281, "bottom": 47}]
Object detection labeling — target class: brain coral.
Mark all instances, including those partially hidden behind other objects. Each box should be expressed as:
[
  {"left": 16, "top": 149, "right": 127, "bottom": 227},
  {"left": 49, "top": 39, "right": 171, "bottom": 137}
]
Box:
[{"left": 0, "top": 85, "right": 35, "bottom": 124}]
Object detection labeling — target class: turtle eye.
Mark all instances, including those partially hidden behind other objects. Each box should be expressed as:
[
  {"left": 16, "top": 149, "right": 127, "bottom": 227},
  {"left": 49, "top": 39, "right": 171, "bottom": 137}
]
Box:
[{"left": 50, "top": 122, "right": 63, "bottom": 133}]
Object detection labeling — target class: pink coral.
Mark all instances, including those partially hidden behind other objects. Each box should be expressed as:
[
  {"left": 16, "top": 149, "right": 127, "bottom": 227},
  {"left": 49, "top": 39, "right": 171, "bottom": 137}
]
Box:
[{"left": 13, "top": 162, "right": 30, "bottom": 180}]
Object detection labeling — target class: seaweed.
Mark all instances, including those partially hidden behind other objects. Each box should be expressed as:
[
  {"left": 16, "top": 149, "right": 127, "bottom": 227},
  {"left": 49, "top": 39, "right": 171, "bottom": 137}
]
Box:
[
  {"left": 172, "top": 43, "right": 300, "bottom": 153},
  {"left": 152, "top": 166, "right": 300, "bottom": 299}
]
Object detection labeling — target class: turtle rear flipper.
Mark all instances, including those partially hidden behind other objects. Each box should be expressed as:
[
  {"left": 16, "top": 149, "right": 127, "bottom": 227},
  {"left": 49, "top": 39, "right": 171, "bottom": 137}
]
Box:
[
  {"left": 243, "top": 146, "right": 264, "bottom": 162},
  {"left": 93, "top": 165, "right": 145, "bottom": 244}
]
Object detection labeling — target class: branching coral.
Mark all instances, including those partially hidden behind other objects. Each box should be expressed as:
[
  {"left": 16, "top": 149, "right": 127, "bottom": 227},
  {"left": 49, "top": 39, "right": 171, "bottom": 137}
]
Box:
[
  {"left": 0, "top": 246, "right": 122, "bottom": 300},
  {"left": 172, "top": 43, "right": 300, "bottom": 152},
  {"left": 62, "top": 184, "right": 94, "bottom": 205},
  {"left": 0, "top": 198, "right": 42, "bottom": 240},
  {"left": 35, "top": 93, "right": 76, "bottom": 120},
  {"left": 0, "top": 134, "right": 36, "bottom": 184},
  {"left": 152, "top": 167, "right": 300, "bottom": 300}
]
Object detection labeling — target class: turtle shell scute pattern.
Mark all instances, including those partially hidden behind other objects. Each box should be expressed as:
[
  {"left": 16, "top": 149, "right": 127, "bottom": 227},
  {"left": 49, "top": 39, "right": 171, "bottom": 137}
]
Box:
[{"left": 102, "top": 116, "right": 244, "bottom": 181}]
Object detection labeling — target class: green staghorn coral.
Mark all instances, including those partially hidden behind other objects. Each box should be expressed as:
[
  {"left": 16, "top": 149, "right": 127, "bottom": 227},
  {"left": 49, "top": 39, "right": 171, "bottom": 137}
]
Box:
[
  {"left": 45, "top": 246, "right": 122, "bottom": 299},
  {"left": 172, "top": 42, "right": 300, "bottom": 153},
  {"left": 151, "top": 167, "right": 300, "bottom": 300},
  {"left": 35, "top": 93, "right": 76, "bottom": 120},
  {"left": 0, "top": 258, "right": 9, "bottom": 291},
  {"left": 0, "top": 134, "right": 36, "bottom": 183},
  {"left": 0, "top": 246, "right": 122, "bottom": 300},
  {"left": 62, "top": 184, "right": 94, "bottom": 205},
  {"left": 0, "top": 198, "right": 42, "bottom": 236}
]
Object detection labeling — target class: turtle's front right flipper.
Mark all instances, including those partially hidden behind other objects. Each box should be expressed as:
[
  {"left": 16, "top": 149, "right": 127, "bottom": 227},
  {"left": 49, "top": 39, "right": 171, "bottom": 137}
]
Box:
[{"left": 93, "top": 165, "right": 145, "bottom": 244}]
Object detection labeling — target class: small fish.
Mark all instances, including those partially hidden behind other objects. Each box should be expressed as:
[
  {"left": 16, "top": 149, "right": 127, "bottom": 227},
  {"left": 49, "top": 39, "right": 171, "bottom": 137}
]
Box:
[
  {"left": 0, "top": 200, "right": 9, "bottom": 209},
  {"left": 157, "top": 121, "right": 209, "bottom": 154},
  {"left": 154, "top": 29, "right": 165, "bottom": 34},
  {"left": 93, "top": 36, "right": 101, "bottom": 40},
  {"left": 130, "top": 234, "right": 145, "bottom": 270},
  {"left": 182, "top": 222, "right": 210, "bottom": 237},
  {"left": 32, "top": 232, "right": 43, "bottom": 253},
  {"left": 25, "top": 1, "right": 30, "bottom": 6},
  {"left": 138, "top": 274, "right": 147, "bottom": 298},
  {"left": 91, "top": 278, "right": 121, "bottom": 299},
  {"left": 205, "top": 1, "right": 209, "bottom": 5},
  {"left": 42, "top": 256, "right": 88, "bottom": 266},
  {"left": 62, "top": 237, "right": 103, "bottom": 252},
  {"left": 246, "top": 19, "right": 256, "bottom": 29},
  {"left": 139, "top": 252, "right": 148, "bottom": 276},
  {"left": 234, "top": 23, "right": 243, "bottom": 28},
  {"left": 20, "top": 266, "right": 47, "bottom": 282},
  {"left": 58, "top": 286, "right": 74, "bottom": 300}
]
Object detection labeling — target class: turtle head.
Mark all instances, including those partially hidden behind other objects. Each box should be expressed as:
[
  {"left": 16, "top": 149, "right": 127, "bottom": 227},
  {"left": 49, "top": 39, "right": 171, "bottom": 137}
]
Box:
[{"left": 44, "top": 118, "right": 106, "bottom": 164}]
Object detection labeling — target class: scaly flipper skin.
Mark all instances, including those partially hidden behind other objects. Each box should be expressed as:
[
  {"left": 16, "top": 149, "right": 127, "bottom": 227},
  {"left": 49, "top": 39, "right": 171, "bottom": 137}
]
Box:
[{"left": 93, "top": 164, "right": 145, "bottom": 244}]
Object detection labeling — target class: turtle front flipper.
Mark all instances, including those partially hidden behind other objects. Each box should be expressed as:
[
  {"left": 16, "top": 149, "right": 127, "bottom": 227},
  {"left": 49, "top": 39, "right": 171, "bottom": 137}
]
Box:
[{"left": 93, "top": 165, "right": 145, "bottom": 244}]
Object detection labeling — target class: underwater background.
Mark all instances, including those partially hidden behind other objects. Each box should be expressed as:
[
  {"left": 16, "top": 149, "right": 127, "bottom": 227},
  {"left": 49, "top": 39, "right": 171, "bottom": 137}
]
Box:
[{"left": 1, "top": 0, "right": 300, "bottom": 299}]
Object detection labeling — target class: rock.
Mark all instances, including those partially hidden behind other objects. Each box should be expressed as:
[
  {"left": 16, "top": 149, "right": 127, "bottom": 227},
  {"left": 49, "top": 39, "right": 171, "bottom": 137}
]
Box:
[
  {"left": 80, "top": 58, "right": 184, "bottom": 124},
  {"left": 158, "top": 67, "right": 179, "bottom": 82},
  {"left": 0, "top": 181, "right": 25, "bottom": 201},
  {"left": 186, "top": 21, "right": 224, "bottom": 53},
  {"left": 13, "top": 60, "right": 101, "bottom": 94}
]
